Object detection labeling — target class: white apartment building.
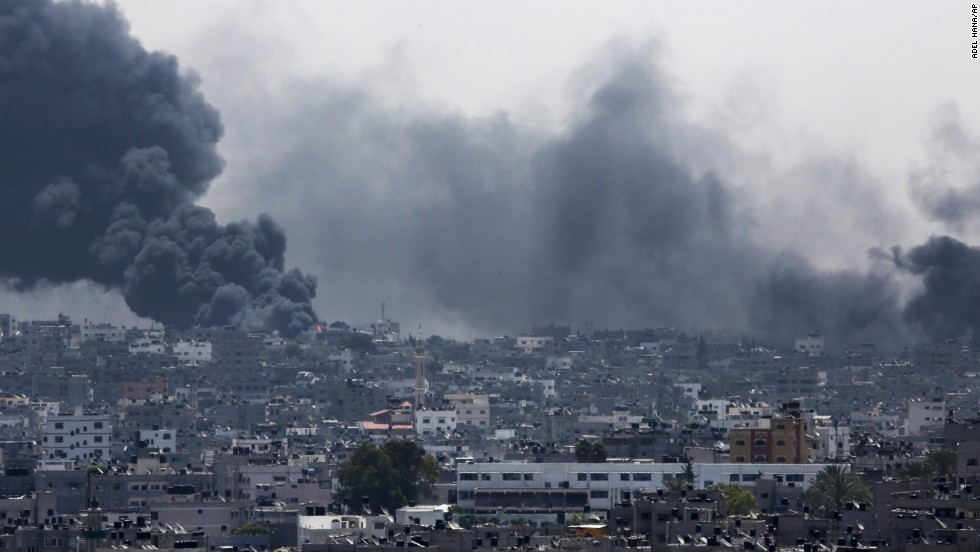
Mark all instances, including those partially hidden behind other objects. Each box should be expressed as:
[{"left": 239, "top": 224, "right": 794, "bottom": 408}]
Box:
[
  {"left": 173, "top": 340, "right": 212, "bottom": 364},
  {"left": 137, "top": 428, "right": 177, "bottom": 453},
  {"left": 414, "top": 409, "right": 457, "bottom": 437},
  {"left": 42, "top": 414, "right": 111, "bottom": 462},
  {"left": 906, "top": 398, "right": 946, "bottom": 435},
  {"left": 80, "top": 323, "right": 126, "bottom": 343},
  {"left": 445, "top": 394, "right": 490, "bottom": 428},
  {"left": 515, "top": 336, "right": 553, "bottom": 355},
  {"left": 457, "top": 461, "right": 834, "bottom": 513},
  {"left": 129, "top": 337, "right": 166, "bottom": 355}
]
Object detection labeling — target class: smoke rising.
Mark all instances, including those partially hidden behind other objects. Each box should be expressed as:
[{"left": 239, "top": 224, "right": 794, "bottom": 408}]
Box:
[
  {"left": 0, "top": 0, "right": 316, "bottom": 335},
  {"left": 214, "top": 51, "right": 914, "bottom": 348},
  {"left": 896, "top": 236, "right": 980, "bottom": 346},
  {"left": 909, "top": 103, "right": 980, "bottom": 229},
  {"left": 6, "top": 2, "right": 978, "bottom": 350}
]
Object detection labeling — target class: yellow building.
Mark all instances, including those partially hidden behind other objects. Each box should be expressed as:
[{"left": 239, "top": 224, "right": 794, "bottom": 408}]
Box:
[{"left": 730, "top": 417, "right": 809, "bottom": 464}]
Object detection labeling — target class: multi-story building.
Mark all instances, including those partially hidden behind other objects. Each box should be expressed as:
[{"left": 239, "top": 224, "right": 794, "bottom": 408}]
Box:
[
  {"left": 730, "top": 416, "right": 808, "bottom": 464},
  {"left": 173, "top": 340, "right": 212, "bottom": 364},
  {"left": 41, "top": 413, "right": 111, "bottom": 462},
  {"left": 906, "top": 398, "right": 946, "bottom": 436},
  {"left": 445, "top": 394, "right": 490, "bottom": 429},
  {"left": 414, "top": 408, "right": 457, "bottom": 437},
  {"left": 457, "top": 461, "right": 833, "bottom": 513}
]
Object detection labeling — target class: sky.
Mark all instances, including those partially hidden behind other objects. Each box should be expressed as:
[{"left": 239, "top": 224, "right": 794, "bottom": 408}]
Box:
[{"left": 4, "top": 1, "right": 980, "bottom": 345}]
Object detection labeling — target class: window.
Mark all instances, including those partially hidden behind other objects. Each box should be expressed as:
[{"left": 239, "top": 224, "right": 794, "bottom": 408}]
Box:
[
  {"left": 620, "top": 473, "right": 631, "bottom": 481},
  {"left": 786, "top": 474, "right": 805, "bottom": 482},
  {"left": 775, "top": 456, "right": 787, "bottom": 463},
  {"left": 481, "top": 474, "right": 491, "bottom": 481},
  {"left": 590, "top": 473, "right": 608, "bottom": 481},
  {"left": 55, "top": 422, "right": 63, "bottom": 429},
  {"left": 754, "top": 455, "right": 767, "bottom": 462},
  {"left": 734, "top": 439, "right": 746, "bottom": 446},
  {"left": 577, "top": 473, "right": 588, "bottom": 481},
  {"left": 523, "top": 473, "right": 534, "bottom": 481},
  {"left": 54, "top": 436, "right": 63, "bottom": 443},
  {"left": 590, "top": 490, "right": 609, "bottom": 498},
  {"left": 502, "top": 473, "right": 521, "bottom": 481},
  {"left": 775, "top": 440, "right": 786, "bottom": 446},
  {"left": 743, "top": 474, "right": 759, "bottom": 481},
  {"left": 634, "top": 473, "right": 652, "bottom": 481},
  {"left": 730, "top": 474, "right": 740, "bottom": 482},
  {"left": 969, "top": 459, "right": 979, "bottom": 466},
  {"left": 734, "top": 456, "right": 746, "bottom": 463},
  {"left": 460, "top": 473, "right": 478, "bottom": 481},
  {"left": 775, "top": 423, "right": 786, "bottom": 430},
  {"left": 754, "top": 439, "right": 766, "bottom": 446},
  {"left": 94, "top": 422, "right": 103, "bottom": 429}
]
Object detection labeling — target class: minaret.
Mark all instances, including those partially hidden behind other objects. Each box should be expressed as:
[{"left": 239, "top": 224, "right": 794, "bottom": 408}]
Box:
[
  {"left": 413, "top": 330, "right": 425, "bottom": 410},
  {"left": 82, "top": 498, "right": 106, "bottom": 552}
]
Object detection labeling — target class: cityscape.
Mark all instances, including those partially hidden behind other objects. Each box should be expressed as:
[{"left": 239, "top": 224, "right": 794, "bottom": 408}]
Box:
[{"left": 2, "top": 1, "right": 980, "bottom": 551}]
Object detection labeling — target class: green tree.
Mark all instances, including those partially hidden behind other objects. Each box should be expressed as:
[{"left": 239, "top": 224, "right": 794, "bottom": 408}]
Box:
[
  {"left": 804, "top": 465, "right": 872, "bottom": 516},
  {"left": 899, "top": 449, "right": 957, "bottom": 482},
  {"left": 926, "top": 449, "right": 956, "bottom": 482},
  {"left": 575, "top": 439, "right": 607, "bottom": 463},
  {"left": 898, "top": 459, "right": 934, "bottom": 482},
  {"left": 232, "top": 523, "right": 270, "bottom": 535},
  {"left": 714, "top": 483, "right": 757, "bottom": 516},
  {"left": 680, "top": 458, "right": 697, "bottom": 489},
  {"left": 342, "top": 332, "right": 377, "bottom": 353},
  {"left": 337, "top": 441, "right": 439, "bottom": 513},
  {"left": 383, "top": 439, "right": 440, "bottom": 505}
]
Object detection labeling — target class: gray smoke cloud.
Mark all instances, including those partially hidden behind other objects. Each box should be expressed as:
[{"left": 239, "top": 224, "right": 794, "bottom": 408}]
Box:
[
  {"left": 8, "top": 2, "right": 977, "bottom": 349},
  {"left": 0, "top": 0, "right": 316, "bottom": 336},
  {"left": 214, "top": 51, "right": 911, "bottom": 348},
  {"left": 908, "top": 103, "right": 980, "bottom": 228}
]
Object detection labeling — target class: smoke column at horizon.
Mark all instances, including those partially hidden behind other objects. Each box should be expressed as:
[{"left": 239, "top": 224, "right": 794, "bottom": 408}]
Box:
[{"left": 0, "top": 0, "right": 317, "bottom": 336}]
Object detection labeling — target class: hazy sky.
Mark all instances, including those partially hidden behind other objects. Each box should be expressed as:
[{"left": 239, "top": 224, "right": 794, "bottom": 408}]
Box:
[{"left": 7, "top": 1, "right": 980, "bottom": 340}]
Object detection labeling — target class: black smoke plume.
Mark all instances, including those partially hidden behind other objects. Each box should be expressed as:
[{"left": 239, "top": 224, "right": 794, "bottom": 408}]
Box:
[
  {"left": 0, "top": 0, "right": 316, "bottom": 335},
  {"left": 219, "top": 52, "right": 909, "bottom": 348},
  {"left": 896, "top": 236, "right": 980, "bottom": 346}
]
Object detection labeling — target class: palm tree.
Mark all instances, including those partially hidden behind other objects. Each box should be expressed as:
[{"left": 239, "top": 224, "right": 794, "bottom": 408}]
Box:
[
  {"left": 898, "top": 450, "right": 957, "bottom": 483},
  {"left": 804, "top": 465, "right": 872, "bottom": 516}
]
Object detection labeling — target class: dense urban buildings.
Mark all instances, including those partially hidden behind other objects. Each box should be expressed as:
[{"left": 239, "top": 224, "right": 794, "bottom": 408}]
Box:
[{"left": 0, "top": 312, "right": 973, "bottom": 550}]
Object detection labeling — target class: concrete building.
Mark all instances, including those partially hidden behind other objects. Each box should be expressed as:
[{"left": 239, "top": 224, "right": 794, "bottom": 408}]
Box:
[
  {"left": 173, "top": 339, "right": 212, "bottom": 364},
  {"left": 41, "top": 413, "right": 111, "bottom": 462},
  {"left": 730, "top": 417, "right": 809, "bottom": 464},
  {"left": 795, "top": 332, "right": 824, "bottom": 356},
  {"left": 414, "top": 409, "right": 457, "bottom": 437},
  {"left": 906, "top": 398, "right": 946, "bottom": 436},
  {"left": 445, "top": 394, "right": 490, "bottom": 429},
  {"left": 457, "top": 461, "right": 832, "bottom": 513}
]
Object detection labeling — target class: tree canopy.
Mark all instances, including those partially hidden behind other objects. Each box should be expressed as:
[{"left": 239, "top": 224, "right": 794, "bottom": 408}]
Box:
[
  {"left": 575, "top": 439, "right": 607, "bottom": 463},
  {"left": 804, "top": 465, "right": 871, "bottom": 516},
  {"left": 336, "top": 441, "right": 440, "bottom": 514},
  {"left": 713, "top": 483, "right": 757, "bottom": 516},
  {"left": 898, "top": 449, "right": 956, "bottom": 483}
]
